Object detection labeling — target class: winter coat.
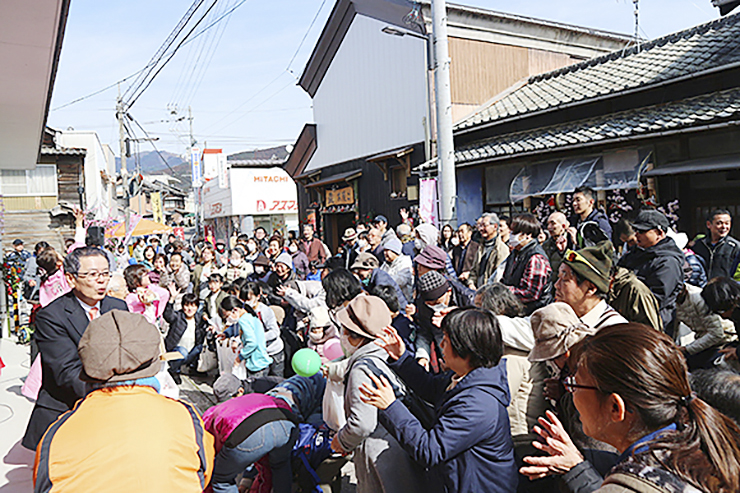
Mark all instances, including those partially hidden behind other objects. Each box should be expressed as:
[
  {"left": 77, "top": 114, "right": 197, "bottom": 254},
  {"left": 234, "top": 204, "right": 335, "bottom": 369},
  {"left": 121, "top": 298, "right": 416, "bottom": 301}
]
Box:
[
  {"left": 202, "top": 393, "right": 294, "bottom": 453},
  {"left": 608, "top": 267, "right": 663, "bottom": 332},
  {"left": 451, "top": 239, "right": 479, "bottom": 277},
  {"left": 468, "top": 235, "right": 509, "bottom": 288},
  {"left": 542, "top": 234, "right": 576, "bottom": 282},
  {"left": 236, "top": 312, "right": 272, "bottom": 373},
  {"left": 162, "top": 301, "right": 209, "bottom": 352},
  {"left": 34, "top": 383, "right": 214, "bottom": 493},
  {"left": 574, "top": 208, "right": 613, "bottom": 246},
  {"left": 337, "top": 343, "right": 425, "bottom": 493},
  {"left": 380, "top": 254, "right": 414, "bottom": 303},
  {"left": 382, "top": 351, "right": 518, "bottom": 493},
  {"left": 692, "top": 233, "right": 740, "bottom": 281},
  {"left": 281, "top": 281, "right": 326, "bottom": 316},
  {"left": 125, "top": 285, "right": 170, "bottom": 326},
  {"left": 222, "top": 259, "right": 253, "bottom": 283},
  {"left": 676, "top": 284, "right": 737, "bottom": 355},
  {"left": 299, "top": 237, "right": 326, "bottom": 263},
  {"left": 253, "top": 302, "right": 284, "bottom": 357},
  {"left": 618, "top": 237, "right": 685, "bottom": 332}
]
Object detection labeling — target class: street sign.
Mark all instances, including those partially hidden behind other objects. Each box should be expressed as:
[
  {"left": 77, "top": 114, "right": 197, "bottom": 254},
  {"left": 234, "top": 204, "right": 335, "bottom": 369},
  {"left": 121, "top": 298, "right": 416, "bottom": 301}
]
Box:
[{"left": 191, "top": 147, "right": 202, "bottom": 187}]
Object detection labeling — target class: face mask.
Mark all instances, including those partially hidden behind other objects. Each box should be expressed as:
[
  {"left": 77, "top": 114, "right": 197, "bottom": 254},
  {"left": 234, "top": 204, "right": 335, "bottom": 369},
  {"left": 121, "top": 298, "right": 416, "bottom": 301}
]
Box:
[
  {"left": 230, "top": 258, "right": 242, "bottom": 266},
  {"left": 451, "top": 237, "right": 459, "bottom": 247},
  {"left": 356, "top": 239, "right": 367, "bottom": 249},
  {"left": 414, "top": 238, "right": 425, "bottom": 251},
  {"left": 216, "top": 246, "right": 225, "bottom": 253},
  {"left": 288, "top": 244, "right": 298, "bottom": 254},
  {"left": 255, "top": 266, "right": 265, "bottom": 275},
  {"left": 427, "top": 302, "right": 448, "bottom": 314},
  {"left": 508, "top": 233, "right": 523, "bottom": 249},
  {"left": 340, "top": 332, "right": 359, "bottom": 357},
  {"left": 247, "top": 243, "right": 257, "bottom": 253},
  {"left": 309, "top": 330, "right": 324, "bottom": 344},
  {"left": 226, "top": 314, "right": 240, "bottom": 326}
]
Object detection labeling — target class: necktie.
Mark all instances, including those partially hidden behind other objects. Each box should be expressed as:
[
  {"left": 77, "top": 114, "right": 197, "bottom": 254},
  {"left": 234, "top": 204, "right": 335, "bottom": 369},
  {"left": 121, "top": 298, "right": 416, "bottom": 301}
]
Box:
[{"left": 88, "top": 307, "right": 100, "bottom": 321}]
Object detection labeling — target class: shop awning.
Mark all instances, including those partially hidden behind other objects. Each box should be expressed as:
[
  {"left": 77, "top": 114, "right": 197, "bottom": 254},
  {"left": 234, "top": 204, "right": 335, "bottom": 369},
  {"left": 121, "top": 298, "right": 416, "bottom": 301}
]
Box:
[
  {"left": 304, "top": 169, "right": 362, "bottom": 188},
  {"left": 107, "top": 218, "right": 172, "bottom": 238},
  {"left": 642, "top": 155, "right": 740, "bottom": 177},
  {"left": 509, "top": 149, "right": 651, "bottom": 202}
]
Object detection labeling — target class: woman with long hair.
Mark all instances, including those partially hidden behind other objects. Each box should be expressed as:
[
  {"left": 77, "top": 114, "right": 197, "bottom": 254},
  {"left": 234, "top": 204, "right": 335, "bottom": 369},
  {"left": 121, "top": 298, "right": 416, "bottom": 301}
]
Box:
[
  {"left": 439, "top": 224, "right": 456, "bottom": 253},
  {"left": 522, "top": 323, "right": 740, "bottom": 493},
  {"left": 141, "top": 245, "right": 156, "bottom": 270},
  {"left": 218, "top": 295, "right": 272, "bottom": 381}
]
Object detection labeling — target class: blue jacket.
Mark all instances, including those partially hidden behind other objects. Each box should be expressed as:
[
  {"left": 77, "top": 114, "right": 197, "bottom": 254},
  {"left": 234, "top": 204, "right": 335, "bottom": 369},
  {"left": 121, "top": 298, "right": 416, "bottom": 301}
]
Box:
[{"left": 381, "top": 352, "right": 517, "bottom": 493}]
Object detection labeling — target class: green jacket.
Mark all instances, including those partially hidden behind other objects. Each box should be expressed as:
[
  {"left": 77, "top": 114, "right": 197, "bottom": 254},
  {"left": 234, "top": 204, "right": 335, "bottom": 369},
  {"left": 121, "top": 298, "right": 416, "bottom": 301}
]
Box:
[{"left": 608, "top": 267, "right": 663, "bottom": 332}]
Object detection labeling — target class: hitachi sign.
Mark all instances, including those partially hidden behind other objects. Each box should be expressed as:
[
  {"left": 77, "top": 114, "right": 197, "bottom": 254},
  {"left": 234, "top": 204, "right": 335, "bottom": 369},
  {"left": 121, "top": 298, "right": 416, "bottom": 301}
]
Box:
[{"left": 253, "top": 175, "right": 289, "bottom": 183}]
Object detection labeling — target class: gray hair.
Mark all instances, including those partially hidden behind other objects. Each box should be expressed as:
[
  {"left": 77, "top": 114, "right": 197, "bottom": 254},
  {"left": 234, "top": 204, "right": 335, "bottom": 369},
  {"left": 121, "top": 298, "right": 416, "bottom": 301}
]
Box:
[
  {"left": 475, "top": 282, "right": 524, "bottom": 317},
  {"left": 396, "top": 223, "right": 412, "bottom": 237},
  {"left": 480, "top": 212, "right": 500, "bottom": 226}
]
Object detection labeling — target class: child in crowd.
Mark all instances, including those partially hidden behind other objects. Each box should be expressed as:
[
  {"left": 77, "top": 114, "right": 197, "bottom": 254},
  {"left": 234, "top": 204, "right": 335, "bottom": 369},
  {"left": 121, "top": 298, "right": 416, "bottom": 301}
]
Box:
[
  {"left": 218, "top": 295, "right": 272, "bottom": 382},
  {"left": 123, "top": 264, "right": 169, "bottom": 326},
  {"left": 163, "top": 290, "right": 208, "bottom": 384},
  {"left": 306, "top": 306, "right": 339, "bottom": 364},
  {"left": 204, "top": 272, "right": 227, "bottom": 327},
  {"left": 168, "top": 252, "right": 190, "bottom": 308}
]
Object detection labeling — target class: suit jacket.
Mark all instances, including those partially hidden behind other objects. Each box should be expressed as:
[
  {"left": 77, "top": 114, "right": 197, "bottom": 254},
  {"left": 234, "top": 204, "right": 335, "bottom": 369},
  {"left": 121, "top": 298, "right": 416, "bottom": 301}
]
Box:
[{"left": 23, "top": 291, "right": 127, "bottom": 450}]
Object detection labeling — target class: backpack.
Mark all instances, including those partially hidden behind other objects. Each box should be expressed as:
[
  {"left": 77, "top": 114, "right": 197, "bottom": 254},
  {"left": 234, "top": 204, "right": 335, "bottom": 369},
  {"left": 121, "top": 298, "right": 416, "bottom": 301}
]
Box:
[
  {"left": 350, "top": 357, "right": 437, "bottom": 430},
  {"left": 577, "top": 221, "right": 609, "bottom": 249},
  {"left": 292, "top": 423, "right": 334, "bottom": 492}
]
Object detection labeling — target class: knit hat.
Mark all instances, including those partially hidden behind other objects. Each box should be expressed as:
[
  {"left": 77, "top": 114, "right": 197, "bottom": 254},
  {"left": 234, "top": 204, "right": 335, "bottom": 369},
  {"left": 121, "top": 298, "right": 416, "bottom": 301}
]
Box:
[
  {"left": 351, "top": 252, "right": 379, "bottom": 270},
  {"left": 562, "top": 241, "right": 614, "bottom": 294},
  {"left": 335, "top": 295, "right": 392, "bottom": 339},
  {"left": 275, "top": 252, "right": 293, "bottom": 269},
  {"left": 213, "top": 373, "right": 243, "bottom": 402},
  {"left": 385, "top": 238, "right": 403, "bottom": 255},
  {"left": 529, "top": 302, "right": 597, "bottom": 362},
  {"left": 78, "top": 310, "right": 162, "bottom": 383},
  {"left": 342, "top": 228, "right": 358, "bottom": 242},
  {"left": 417, "top": 271, "right": 451, "bottom": 301},
  {"left": 415, "top": 245, "right": 447, "bottom": 270}
]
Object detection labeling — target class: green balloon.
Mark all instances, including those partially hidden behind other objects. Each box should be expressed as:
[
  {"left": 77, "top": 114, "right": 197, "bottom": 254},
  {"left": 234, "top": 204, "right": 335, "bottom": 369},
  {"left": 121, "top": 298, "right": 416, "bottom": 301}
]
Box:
[{"left": 292, "top": 348, "right": 322, "bottom": 377}]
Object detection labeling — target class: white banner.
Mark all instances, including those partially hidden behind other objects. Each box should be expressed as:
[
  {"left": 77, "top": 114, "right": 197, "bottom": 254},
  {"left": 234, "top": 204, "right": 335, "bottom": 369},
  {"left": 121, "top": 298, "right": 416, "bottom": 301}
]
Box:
[
  {"left": 202, "top": 167, "right": 298, "bottom": 219},
  {"left": 191, "top": 147, "right": 202, "bottom": 187},
  {"left": 217, "top": 153, "right": 229, "bottom": 189}
]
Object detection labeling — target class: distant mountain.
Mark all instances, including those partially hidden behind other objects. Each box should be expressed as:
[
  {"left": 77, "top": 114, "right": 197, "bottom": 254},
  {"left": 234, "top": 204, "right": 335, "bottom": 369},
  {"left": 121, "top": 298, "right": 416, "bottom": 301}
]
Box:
[
  {"left": 116, "top": 150, "right": 192, "bottom": 188},
  {"left": 115, "top": 150, "right": 186, "bottom": 174},
  {"left": 228, "top": 145, "right": 290, "bottom": 162}
]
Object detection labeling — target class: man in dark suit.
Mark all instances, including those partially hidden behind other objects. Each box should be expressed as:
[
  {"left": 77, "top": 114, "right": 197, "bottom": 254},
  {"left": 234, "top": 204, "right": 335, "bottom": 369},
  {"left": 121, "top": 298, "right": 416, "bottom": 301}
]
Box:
[{"left": 22, "top": 246, "right": 128, "bottom": 450}]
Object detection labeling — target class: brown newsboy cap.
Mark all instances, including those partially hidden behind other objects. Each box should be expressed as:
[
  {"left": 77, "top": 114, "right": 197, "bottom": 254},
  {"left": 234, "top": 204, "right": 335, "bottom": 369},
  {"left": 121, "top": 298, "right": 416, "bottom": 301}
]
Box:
[
  {"left": 351, "top": 252, "right": 379, "bottom": 270},
  {"left": 78, "top": 310, "right": 162, "bottom": 382},
  {"left": 335, "top": 295, "right": 391, "bottom": 339},
  {"left": 528, "top": 302, "right": 596, "bottom": 362}
]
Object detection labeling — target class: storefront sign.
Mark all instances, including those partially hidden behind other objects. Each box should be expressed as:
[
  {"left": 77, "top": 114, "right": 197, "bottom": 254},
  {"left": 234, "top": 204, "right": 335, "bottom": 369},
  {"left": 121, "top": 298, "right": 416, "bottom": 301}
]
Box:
[
  {"left": 150, "top": 192, "right": 163, "bottom": 224},
  {"left": 325, "top": 185, "right": 354, "bottom": 207},
  {"left": 191, "top": 147, "right": 202, "bottom": 187},
  {"left": 202, "top": 167, "right": 298, "bottom": 218}
]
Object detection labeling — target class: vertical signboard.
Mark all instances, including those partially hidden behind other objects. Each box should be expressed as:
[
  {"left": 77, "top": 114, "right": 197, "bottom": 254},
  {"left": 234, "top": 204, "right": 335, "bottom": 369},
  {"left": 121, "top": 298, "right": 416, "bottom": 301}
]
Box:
[
  {"left": 218, "top": 153, "right": 229, "bottom": 189},
  {"left": 419, "top": 177, "right": 438, "bottom": 226},
  {"left": 151, "top": 192, "right": 163, "bottom": 224},
  {"left": 191, "top": 147, "right": 202, "bottom": 187}
]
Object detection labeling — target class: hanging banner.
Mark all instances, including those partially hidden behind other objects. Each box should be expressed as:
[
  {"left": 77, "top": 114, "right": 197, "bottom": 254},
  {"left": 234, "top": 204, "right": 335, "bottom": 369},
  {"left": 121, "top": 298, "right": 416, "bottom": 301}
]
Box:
[
  {"left": 191, "top": 147, "right": 202, "bottom": 187},
  {"left": 218, "top": 153, "right": 229, "bottom": 189},
  {"left": 151, "top": 192, "right": 163, "bottom": 224},
  {"left": 325, "top": 185, "right": 354, "bottom": 206},
  {"left": 419, "top": 178, "right": 438, "bottom": 226}
]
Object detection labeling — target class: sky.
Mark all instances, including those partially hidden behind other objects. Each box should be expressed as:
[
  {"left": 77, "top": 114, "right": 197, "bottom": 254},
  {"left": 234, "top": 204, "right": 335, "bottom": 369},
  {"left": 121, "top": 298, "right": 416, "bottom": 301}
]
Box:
[{"left": 46, "top": 0, "right": 720, "bottom": 159}]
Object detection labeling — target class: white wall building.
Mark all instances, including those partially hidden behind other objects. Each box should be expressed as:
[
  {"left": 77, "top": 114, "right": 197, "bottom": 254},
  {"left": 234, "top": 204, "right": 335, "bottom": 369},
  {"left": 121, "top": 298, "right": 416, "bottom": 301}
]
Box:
[{"left": 57, "top": 130, "right": 115, "bottom": 219}]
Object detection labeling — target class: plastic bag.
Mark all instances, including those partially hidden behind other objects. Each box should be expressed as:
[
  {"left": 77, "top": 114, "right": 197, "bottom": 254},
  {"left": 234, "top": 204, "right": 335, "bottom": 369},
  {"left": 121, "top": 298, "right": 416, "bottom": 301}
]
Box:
[
  {"left": 217, "top": 337, "right": 239, "bottom": 375},
  {"left": 232, "top": 360, "right": 248, "bottom": 381},
  {"left": 197, "top": 343, "right": 218, "bottom": 373},
  {"left": 322, "top": 379, "right": 346, "bottom": 431}
]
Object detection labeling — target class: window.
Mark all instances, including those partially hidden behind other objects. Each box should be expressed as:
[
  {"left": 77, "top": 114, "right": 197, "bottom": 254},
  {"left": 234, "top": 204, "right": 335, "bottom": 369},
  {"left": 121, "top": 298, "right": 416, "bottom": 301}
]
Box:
[
  {"left": 0, "top": 165, "right": 57, "bottom": 196},
  {"left": 390, "top": 166, "right": 407, "bottom": 196}
]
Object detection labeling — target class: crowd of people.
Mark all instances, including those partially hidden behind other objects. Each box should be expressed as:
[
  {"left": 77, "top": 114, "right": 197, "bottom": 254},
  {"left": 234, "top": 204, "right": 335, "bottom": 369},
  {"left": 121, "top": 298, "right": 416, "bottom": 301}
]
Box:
[{"left": 9, "top": 185, "right": 740, "bottom": 493}]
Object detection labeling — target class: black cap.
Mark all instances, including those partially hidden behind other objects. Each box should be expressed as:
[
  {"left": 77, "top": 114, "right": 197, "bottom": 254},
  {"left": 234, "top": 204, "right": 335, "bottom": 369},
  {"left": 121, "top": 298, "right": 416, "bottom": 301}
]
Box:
[
  {"left": 12, "top": 239, "right": 23, "bottom": 246},
  {"left": 373, "top": 215, "right": 388, "bottom": 225},
  {"left": 632, "top": 209, "right": 670, "bottom": 233}
]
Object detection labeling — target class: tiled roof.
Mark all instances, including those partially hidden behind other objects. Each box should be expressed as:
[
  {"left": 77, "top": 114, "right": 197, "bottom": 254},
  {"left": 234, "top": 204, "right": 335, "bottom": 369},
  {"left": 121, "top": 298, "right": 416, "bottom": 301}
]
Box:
[
  {"left": 448, "top": 87, "right": 740, "bottom": 168},
  {"left": 455, "top": 12, "right": 740, "bottom": 132},
  {"left": 39, "top": 146, "right": 86, "bottom": 156}
]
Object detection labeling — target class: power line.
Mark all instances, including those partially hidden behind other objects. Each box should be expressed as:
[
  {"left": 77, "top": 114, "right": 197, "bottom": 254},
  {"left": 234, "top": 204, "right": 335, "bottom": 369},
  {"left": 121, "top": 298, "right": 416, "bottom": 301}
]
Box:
[
  {"left": 128, "top": 114, "right": 178, "bottom": 175},
  {"left": 286, "top": 0, "right": 328, "bottom": 75}
]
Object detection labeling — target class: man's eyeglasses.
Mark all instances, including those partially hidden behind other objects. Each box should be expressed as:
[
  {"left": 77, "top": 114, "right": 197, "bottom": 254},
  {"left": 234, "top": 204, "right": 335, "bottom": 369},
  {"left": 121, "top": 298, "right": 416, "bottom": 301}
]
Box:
[
  {"left": 75, "top": 271, "right": 111, "bottom": 281},
  {"left": 562, "top": 375, "right": 600, "bottom": 393}
]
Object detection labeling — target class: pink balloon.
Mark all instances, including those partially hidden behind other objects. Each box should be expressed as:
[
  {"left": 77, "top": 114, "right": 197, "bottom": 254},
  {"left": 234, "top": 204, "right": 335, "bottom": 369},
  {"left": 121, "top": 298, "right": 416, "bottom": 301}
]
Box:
[{"left": 323, "top": 338, "right": 344, "bottom": 361}]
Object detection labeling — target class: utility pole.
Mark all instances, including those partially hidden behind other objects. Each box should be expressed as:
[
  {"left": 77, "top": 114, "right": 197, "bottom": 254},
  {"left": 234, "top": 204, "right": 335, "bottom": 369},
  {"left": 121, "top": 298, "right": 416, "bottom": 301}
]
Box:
[
  {"left": 188, "top": 106, "right": 201, "bottom": 238},
  {"left": 432, "top": 0, "right": 456, "bottom": 227},
  {"left": 117, "top": 84, "right": 130, "bottom": 243}
]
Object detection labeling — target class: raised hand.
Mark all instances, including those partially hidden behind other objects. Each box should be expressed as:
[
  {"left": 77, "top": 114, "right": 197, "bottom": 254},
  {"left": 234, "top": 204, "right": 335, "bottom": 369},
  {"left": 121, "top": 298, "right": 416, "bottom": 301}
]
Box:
[
  {"left": 520, "top": 411, "right": 584, "bottom": 480},
  {"left": 375, "top": 326, "right": 405, "bottom": 360}
]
